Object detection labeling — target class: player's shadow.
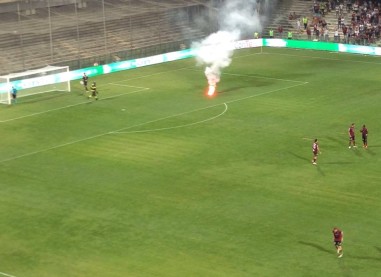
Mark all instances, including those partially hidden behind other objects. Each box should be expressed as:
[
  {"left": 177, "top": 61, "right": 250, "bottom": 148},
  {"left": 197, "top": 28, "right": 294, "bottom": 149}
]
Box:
[
  {"left": 287, "top": 151, "right": 325, "bottom": 175},
  {"left": 351, "top": 148, "right": 363, "bottom": 157},
  {"left": 287, "top": 151, "right": 310, "bottom": 162},
  {"left": 298, "top": 241, "right": 332, "bottom": 254},
  {"left": 365, "top": 148, "right": 376, "bottom": 156},
  {"left": 316, "top": 165, "right": 325, "bottom": 176}
]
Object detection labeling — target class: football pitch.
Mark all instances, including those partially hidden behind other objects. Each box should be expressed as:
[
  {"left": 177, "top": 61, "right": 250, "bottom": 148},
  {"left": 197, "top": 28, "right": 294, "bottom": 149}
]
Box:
[{"left": 0, "top": 47, "right": 381, "bottom": 277}]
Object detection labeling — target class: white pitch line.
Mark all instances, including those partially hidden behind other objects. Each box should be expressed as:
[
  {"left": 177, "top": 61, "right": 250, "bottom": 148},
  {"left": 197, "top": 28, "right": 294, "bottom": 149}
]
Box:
[
  {"left": 0, "top": 271, "right": 17, "bottom": 277},
  {"left": 224, "top": 81, "right": 308, "bottom": 105},
  {"left": 108, "top": 83, "right": 148, "bottom": 89},
  {"left": 0, "top": 81, "right": 308, "bottom": 164},
  {"left": 0, "top": 88, "right": 149, "bottom": 123},
  {"left": 0, "top": 67, "right": 194, "bottom": 123},
  {"left": 112, "top": 103, "right": 228, "bottom": 134}
]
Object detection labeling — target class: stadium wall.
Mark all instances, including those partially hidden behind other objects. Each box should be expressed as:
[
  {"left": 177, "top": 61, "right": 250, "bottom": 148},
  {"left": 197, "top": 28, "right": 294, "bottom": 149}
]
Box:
[{"left": 1, "top": 39, "right": 381, "bottom": 94}]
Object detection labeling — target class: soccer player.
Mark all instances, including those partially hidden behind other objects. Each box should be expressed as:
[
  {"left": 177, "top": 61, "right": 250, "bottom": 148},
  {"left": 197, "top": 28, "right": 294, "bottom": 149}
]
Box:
[
  {"left": 348, "top": 123, "right": 356, "bottom": 148},
  {"left": 312, "top": 138, "right": 319, "bottom": 165},
  {"left": 82, "top": 73, "right": 89, "bottom": 92},
  {"left": 11, "top": 86, "right": 17, "bottom": 104},
  {"left": 88, "top": 82, "right": 98, "bottom": 100},
  {"left": 360, "top": 124, "right": 368, "bottom": 148},
  {"left": 332, "top": 227, "right": 344, "bottom": 258}
]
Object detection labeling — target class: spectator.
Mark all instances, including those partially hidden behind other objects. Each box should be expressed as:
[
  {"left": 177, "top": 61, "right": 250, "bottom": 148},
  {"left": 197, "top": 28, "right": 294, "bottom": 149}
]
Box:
[
  {"left": 342, "top": 24, "right": 348, "bottom": 41},
  {"left": 269, "top": 28, "right": 274, "bottom": 38},
  {"left": 303, "top": 16, "right": 308, "bottom": 30},
  {"left": 307, "top": 27, "right": 312, "bottom": 40},
  {"left": 296, "top": 19, "right": 301, "bottom": 34},
  {"left": 324, "top": 28, "right": 329, "bottom": 41},
  {"left": 334, "top": 28, "right": 340, "bottom": 42},
  {"left": 278, "top": 25, "right": 283, "bottom": 38}
]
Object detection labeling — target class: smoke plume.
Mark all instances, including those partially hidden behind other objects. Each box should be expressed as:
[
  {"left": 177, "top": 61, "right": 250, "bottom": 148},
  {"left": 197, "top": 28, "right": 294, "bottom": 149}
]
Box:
[{"left": 193, "top": 0, "right": 272, "bottom": 91}]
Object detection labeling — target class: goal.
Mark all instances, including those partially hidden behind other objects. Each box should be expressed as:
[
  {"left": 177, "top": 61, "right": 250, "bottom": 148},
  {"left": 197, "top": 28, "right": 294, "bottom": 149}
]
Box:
[{"left": 0, "top": 65, "right": 71, "bottom": 105}]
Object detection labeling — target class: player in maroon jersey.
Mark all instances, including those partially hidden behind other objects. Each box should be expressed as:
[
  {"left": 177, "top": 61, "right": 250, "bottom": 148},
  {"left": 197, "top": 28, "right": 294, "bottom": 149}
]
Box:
[
  {"left": 332, "top": 227, "right": 344, "bottom": 258},
  {"left": 348, "top": 123, "right": 356, "bottom": 148},
  {"left": 360, "top": 124, "right": 368, "bottom": 148},
  {"left": 312, "top": 138, "right": 319, "bottom": 165}
]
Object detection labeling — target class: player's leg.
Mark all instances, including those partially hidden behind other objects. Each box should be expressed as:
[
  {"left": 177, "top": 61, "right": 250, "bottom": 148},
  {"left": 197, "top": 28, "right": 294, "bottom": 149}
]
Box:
[{"left": 338, "top": 245, "right": 343, "bottom": 257}]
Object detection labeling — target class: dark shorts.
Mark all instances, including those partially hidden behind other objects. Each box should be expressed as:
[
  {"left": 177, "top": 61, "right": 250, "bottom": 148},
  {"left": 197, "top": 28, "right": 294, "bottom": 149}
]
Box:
[
  {"left": 313, "top": 150, "right": 318, "bottom": 155},
  {"left": 91, "top": 90, "right": 97, "bottom": 96},
  {"left": 349, "top": 135, "right": 355, "bottom": 141},
  {"left": 11, "top": 93, "right": 16, "bottom": 99},
  {"left": 362, "top": 135, "right": 367, "bottom": 142},
  {"left": 334, "top": 241, "right": 342, "bottom": 247}
]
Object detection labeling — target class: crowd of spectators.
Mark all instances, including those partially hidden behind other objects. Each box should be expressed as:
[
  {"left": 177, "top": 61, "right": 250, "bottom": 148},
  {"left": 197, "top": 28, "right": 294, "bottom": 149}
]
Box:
[
  {"left": 308, "top": 0, "right": 381, "bottom": 45},
  {"left": 277, "top": 0, "right": 381, "bottom": 44}
]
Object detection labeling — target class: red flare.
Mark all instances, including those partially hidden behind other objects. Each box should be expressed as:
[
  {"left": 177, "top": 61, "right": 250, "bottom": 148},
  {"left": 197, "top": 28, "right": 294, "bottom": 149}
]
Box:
[{"left": 207, "top": 85, "right": 216, "bottom": 96}]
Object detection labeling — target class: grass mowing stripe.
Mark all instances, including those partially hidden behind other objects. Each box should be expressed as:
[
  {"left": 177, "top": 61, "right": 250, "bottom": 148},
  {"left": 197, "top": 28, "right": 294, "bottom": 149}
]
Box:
[{"left": 0, "top": 81, "right": 307, "bottom": 164}]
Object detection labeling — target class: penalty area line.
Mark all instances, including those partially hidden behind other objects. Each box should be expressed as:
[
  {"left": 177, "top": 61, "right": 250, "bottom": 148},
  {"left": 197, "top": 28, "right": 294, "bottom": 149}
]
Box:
[
  {"left": 185, "top": 68, "right": 308, "bottom": 84},
  {"left": 112, "top": 103, "right": 228, "bottom": 134},
  {"left": 0, "top": 271, "right": 18, "bottom": 277},
  {"left": 108, "top": 83, "right": 149, "bottom": 89},
  {"left": 0, "top": 87, "right": 149, "bottom": 123}
]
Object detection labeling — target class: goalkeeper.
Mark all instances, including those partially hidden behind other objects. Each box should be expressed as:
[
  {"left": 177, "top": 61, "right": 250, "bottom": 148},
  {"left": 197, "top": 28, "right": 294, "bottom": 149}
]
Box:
[
  {"left": 88, "top": 82, "right": 98, "bottom": 100},
  {"left": 11, "top": 86, "right": 18, "bottom": 104}
]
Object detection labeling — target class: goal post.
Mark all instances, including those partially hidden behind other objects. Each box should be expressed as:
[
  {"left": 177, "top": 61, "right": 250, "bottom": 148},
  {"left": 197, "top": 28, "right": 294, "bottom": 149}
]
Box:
[{"left": 0, "top": 65, "right": 70, "bottom": 105}]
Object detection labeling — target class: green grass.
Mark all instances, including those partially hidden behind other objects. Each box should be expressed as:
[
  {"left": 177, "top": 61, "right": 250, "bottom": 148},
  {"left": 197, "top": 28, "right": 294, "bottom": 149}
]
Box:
[{"left": 0, "top": 46, "right": 381, "bottom": 277}]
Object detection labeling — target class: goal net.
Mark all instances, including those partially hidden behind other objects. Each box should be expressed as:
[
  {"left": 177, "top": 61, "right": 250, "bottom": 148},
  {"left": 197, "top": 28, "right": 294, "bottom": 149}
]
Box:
[{"left": 0, "top": 65, "right": 70, "bottom": 105}]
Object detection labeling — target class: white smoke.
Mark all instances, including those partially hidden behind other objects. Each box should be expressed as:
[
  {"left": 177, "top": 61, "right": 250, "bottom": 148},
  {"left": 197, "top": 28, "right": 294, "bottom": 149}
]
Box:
[
  {"left": 194, "top": 30, "right": 239, "bottom": 86},
  {"left": 193, "top": 0, "right": 270, "bottom": 90}
]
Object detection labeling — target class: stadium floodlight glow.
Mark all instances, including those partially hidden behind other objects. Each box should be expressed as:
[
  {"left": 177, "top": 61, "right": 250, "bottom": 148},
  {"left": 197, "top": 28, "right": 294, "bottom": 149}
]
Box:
[{"left": 0, "top": 65, "right": 70, "bottom": 105}]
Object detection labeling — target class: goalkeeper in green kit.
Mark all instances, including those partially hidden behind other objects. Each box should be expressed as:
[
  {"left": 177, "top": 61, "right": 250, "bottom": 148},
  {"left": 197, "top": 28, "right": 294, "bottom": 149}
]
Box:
[{"left": 88, "top": 82, "right": 98, "bottom": 100}]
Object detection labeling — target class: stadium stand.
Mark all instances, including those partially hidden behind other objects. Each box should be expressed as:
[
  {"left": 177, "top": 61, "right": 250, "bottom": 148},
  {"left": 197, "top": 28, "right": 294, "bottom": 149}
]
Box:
[{"left": 0, "top": 0, "right": 212, "bottom": 75}]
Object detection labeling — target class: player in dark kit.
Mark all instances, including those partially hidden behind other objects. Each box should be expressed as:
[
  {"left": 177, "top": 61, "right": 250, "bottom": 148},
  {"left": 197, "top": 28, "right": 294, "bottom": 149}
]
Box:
[
  {"left": 348, "top": 123, "right": 356, "bottom": 148},
  {"left": 11, "top": 86, "right": 17, "bottom": 104},
  {"left": 88, "top": 82, "right": 98, "bottom": 100},
  {"left": 82, "top": 73, "right": 89, "bottom": 92},
  {"left": 360, "top": 124, "right": 368, "bottom": 148},
  {"left": 312, "top": 138, "right": 320, "bottom": 165},
  {"left": 332, "top": 227, "right": 344, "bottom": 258}
]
